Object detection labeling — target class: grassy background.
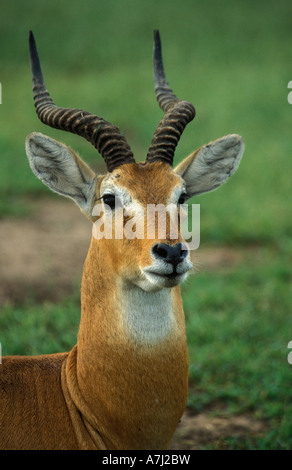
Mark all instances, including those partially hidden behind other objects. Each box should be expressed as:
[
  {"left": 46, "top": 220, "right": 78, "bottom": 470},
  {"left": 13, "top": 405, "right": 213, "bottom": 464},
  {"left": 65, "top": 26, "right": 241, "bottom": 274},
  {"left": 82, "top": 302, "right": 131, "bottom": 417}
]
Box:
[{"left": 0, "top": 0, "right": 291, "bottom": 449}]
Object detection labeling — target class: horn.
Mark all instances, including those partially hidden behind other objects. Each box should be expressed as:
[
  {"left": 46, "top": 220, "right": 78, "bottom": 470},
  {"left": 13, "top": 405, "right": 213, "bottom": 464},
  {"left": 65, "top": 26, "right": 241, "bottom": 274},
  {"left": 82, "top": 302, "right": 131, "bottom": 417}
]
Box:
[
  {"left": 146, "top": 30, "right": 195, "bottom": 166},
  {"left": 28, "top": 31, "right": 135, "bottom": 172}
]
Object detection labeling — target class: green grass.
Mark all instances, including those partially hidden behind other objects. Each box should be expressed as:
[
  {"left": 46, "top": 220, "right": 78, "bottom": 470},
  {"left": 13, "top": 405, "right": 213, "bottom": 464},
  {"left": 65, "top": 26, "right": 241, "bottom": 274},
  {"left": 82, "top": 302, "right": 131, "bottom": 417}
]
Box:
[
  {"left": 0, "top": 0, "right": 291, "bottom": 450},
  {"left": 0, "top": 297, "right": 80, "bottom": 356},
  {"left": 184, "top": 242, "right": 292, "bottom": 449}
]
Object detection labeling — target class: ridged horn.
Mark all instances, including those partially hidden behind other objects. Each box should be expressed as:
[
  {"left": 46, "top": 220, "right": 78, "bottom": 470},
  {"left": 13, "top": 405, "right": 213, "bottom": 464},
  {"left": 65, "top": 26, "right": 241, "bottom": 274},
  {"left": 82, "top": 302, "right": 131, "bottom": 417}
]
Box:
[
  {"left": 28, "top": 31, "right": 135, "bottom": 172},
  {"left": 146, "top": 30, "right": 196, "bottom": 166}
]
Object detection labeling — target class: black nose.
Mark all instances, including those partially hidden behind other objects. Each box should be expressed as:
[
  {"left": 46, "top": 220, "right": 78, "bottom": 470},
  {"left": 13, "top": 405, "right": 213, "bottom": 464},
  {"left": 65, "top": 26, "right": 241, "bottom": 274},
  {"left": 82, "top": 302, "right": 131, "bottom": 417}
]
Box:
[{"left": 152, "top": 243, "right": 188, "bottom": 267}]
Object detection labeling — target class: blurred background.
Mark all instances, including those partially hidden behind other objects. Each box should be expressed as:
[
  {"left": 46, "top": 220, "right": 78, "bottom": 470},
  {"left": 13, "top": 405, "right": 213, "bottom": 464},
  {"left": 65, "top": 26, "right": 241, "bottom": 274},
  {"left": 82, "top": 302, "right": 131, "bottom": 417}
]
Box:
[{"left": 0, "top": 0, "right": 291, "bottom": 449}]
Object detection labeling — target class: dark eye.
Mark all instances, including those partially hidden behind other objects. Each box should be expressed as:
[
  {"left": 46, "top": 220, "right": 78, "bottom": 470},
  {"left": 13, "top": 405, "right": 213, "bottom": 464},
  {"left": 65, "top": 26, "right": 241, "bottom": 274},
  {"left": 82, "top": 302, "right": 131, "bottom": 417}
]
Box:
[
  {"left": 102, "top": 194, "right": 117, "bottom": 210},
  {"left": 178, "top": 193, "right": 187, "bottom": 205}
]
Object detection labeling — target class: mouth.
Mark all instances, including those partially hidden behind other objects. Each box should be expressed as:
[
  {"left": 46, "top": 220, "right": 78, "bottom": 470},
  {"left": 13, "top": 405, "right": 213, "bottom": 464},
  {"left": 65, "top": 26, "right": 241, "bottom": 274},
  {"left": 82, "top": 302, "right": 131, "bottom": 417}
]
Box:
[
  {"left": 140, "top": 257, "right": 193, "bottom": 290},
  {"left": 143, "top": 269, "right": 188, "bottom": 287}
]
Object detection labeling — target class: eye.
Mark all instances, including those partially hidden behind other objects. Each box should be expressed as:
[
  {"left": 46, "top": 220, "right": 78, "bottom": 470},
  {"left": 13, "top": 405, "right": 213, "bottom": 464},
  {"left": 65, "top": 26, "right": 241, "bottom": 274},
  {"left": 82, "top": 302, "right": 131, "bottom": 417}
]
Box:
[
  {"left": 178, "top": 193, "right": 187, "bottom": 205},
  {"left": 102, "top": 194, "right": 118, "bottom": 210}
]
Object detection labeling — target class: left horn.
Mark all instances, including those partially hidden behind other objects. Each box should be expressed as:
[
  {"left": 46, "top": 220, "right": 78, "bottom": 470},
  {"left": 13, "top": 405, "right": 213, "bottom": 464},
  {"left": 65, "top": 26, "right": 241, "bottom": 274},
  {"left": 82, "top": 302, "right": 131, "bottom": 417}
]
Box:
[
  {"left": 28, "top": 31, "right": 135, "bottom": 172},
  {"left": 146, "top": 30, "right": 196, "bottom": 166}
]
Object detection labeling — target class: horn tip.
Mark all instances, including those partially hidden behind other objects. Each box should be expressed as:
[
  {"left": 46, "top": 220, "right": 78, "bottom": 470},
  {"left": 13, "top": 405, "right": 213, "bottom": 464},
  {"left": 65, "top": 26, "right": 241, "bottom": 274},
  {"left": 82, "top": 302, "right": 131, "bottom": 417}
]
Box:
[
  {"left": 28, "top": 30, "right": 44, "bottom": 84},
  {"left": 29, "top": 30, "right": 36, "bottom": 53},
  {"left": 153, "top": 30, "right": 164, "bottom": 81},
  {"left": 153, "top": 29, "right": 162, "bottom": 55}
]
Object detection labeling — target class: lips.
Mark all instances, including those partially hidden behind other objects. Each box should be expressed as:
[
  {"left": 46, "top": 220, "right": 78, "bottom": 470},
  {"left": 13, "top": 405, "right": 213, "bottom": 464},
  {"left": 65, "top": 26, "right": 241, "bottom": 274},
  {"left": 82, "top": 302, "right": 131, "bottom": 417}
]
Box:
[
  {"left": 146, "top": 270, "right": 182, "bottom": 279},
  {"left": 144, "top": 260, "right": 192, "bottom": 278},
  {"left": 143, "top": 269, "right": 188, "bottom": 287},
  {"left": 142, "top": 254, "right": 193, "bottom": 288}
]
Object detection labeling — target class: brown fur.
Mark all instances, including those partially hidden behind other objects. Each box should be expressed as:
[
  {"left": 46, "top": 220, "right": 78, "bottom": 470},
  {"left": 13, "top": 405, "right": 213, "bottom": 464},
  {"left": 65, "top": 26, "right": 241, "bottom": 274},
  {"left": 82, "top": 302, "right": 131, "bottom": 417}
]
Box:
[
  {"left": 0, "top": 354, "right": 78, "bottom": 449},
  {"left": 0, "top": 162, "right": 189, "bottom": 450},
  {"left": 1, "top": 126, "right": 244, "bottom": 449}
]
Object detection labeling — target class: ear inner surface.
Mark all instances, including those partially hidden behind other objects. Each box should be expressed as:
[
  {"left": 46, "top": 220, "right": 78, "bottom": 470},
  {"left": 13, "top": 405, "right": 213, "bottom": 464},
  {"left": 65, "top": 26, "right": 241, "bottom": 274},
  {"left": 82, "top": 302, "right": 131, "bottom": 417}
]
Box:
[
  {"left": 174, "top": 134, "right": 245, "bottom": 198},
  {"left": 25, "top": 132, "right": 98, "bottom": 217}
]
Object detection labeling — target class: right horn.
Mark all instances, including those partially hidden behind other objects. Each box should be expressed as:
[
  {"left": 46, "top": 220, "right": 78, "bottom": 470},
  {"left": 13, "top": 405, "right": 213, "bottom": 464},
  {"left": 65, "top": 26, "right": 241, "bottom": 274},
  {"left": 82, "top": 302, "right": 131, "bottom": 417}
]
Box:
[{"left": 146, "top": 30, "right": 196, "bottom": 166}]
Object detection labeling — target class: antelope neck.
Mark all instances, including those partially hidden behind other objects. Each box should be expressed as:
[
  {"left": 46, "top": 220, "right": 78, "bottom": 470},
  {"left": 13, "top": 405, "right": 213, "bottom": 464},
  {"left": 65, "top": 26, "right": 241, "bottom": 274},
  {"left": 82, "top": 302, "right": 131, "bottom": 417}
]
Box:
[{"left": 67, "top": 237, "right": 188, "bottom": 449}]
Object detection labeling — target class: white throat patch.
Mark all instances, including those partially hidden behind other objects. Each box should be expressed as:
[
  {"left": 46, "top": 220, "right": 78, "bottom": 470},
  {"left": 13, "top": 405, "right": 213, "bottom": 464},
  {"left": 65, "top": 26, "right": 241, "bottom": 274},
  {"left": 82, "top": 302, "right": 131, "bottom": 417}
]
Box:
[{"left": 121, "top": 286, "right": 174, "bottom": 344}]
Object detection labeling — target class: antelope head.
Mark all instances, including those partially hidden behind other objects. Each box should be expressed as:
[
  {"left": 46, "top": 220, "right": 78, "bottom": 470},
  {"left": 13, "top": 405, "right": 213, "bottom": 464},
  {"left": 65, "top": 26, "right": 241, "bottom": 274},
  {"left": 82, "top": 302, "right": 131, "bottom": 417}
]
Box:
[{"left": 26, "top": 31, "right": 244, "bottom": 293}]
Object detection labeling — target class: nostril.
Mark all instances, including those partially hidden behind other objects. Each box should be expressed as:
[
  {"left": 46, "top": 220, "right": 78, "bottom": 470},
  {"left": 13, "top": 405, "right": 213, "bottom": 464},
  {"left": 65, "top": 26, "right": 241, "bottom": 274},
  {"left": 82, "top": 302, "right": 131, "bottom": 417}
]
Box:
[
  {"left": 152, "top": 244, "right": 168, "bottom": 259},
  {"left": 152, "top": 243, "right": 188, "bottom": 266},
  {"left": 180, "top": 245, "right": 188, "bottom": 260}
]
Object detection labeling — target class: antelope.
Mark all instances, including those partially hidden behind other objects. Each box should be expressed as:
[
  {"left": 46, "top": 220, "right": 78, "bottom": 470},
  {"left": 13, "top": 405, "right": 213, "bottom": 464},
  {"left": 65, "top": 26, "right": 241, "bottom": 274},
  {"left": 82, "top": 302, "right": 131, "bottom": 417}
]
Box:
[{"left": 0, "top": 30, "right": 244, "bottom": 450}]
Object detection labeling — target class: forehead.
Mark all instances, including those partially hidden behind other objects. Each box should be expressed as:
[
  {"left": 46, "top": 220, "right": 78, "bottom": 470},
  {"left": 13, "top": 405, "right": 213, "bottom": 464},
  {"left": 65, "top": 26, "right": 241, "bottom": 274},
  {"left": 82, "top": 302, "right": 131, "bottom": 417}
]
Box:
[{"left": 100, "top": 161, "right": 183, "bottom": 203}]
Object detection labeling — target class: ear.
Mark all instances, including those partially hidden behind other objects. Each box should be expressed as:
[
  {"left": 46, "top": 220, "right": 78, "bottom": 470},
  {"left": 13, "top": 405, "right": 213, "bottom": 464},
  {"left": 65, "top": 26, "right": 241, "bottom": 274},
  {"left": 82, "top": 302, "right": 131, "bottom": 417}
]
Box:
[
  {"left": 25, "top": 132, "right": 98, "bottom": 217},
  {"left": 174, "top": 134, "right": 244, "bottom": 198}
]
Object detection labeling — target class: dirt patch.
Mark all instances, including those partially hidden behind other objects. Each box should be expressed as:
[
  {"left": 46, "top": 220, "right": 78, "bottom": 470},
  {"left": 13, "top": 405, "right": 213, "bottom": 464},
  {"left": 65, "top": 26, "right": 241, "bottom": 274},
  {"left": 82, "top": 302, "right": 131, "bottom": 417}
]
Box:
[
  {"left": 170, "top": 408, "right": 267, "bottom": 450},
  {"left": 194, "top": 246, "right": 245, "bottom": 270},
  {"left": 0, "top": 198, "right": 90, "bottom": 305}
]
